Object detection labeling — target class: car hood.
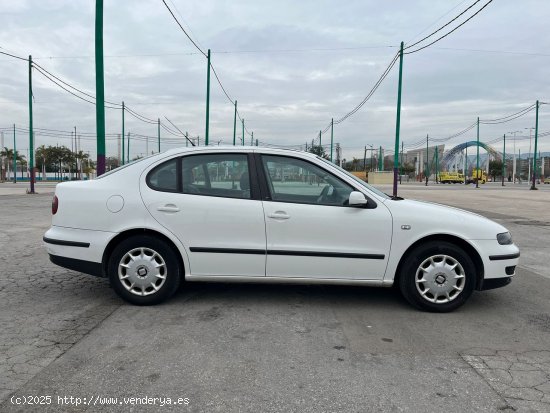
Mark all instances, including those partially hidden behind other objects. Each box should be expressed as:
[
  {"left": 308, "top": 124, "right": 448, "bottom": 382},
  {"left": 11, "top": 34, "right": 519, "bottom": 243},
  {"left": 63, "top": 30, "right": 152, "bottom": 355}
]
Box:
[{"left": 384, "top": 198, "right": 508, "bottom": 240}]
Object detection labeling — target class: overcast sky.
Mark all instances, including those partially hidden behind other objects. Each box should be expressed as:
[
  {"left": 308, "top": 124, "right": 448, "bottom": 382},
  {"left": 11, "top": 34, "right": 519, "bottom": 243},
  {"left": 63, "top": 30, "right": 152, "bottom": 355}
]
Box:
[{"left": 0, "top": 0, "right": 549, "bottom": 161}]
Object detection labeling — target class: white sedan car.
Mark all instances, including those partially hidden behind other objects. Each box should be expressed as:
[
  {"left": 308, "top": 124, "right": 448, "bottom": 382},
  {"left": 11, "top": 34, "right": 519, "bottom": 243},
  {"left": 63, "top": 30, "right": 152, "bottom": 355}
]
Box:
[{"left": 44, "top": 147, "right": 519, "bottom": 312}]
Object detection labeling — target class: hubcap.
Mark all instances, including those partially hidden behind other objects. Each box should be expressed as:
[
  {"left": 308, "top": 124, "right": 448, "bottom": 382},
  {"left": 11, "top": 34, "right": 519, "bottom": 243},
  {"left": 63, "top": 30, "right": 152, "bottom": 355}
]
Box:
[
  {"left": 415, "top": 255, "right": 466, "bottom": 304},
  {"left": 118, "top": 247, "right": 167, "bottom": 296}
]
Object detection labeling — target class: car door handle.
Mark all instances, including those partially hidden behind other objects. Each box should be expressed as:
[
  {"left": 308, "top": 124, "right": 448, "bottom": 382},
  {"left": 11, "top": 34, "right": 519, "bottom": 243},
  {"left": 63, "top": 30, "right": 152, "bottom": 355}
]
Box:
[
  {"left": 157, "top": 204, "right": 180, "bottom": 213},
  {"left": 268, "top": 211, "right": 290, "bottom": 220}
]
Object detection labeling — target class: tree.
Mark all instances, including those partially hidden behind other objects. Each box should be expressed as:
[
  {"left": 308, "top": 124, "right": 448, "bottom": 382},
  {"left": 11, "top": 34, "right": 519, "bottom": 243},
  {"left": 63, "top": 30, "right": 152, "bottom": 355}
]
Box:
[
  {"left": 489, "top": 160, "right": 503, "bottom": 182},
  {"left": 106, "top": 156, "right": 119, "bottom": 171},
  {"left": 1, "top": 147, "right": 25, "bottom": 180},
  {"left": 401, "top": 162, "right": 416, "bottom": 176},
  {"left": 308, "top": 144, "right": 329, "bottom": 160}
]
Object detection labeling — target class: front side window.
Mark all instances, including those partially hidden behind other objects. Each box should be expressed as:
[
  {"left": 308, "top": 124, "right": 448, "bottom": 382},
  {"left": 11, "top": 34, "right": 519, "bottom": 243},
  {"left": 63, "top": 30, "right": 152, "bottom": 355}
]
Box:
[
  {"left": 261, "top": 155, "right": 354, "bottom": 206},
  {"left": 182, "top": 154, "right": 251, "bottom": 199}
]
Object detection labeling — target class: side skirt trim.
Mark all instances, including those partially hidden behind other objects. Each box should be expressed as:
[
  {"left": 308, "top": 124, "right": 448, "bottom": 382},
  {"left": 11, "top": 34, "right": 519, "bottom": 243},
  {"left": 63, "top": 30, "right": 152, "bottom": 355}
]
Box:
[{"left": 189, "top": 247, "right": 384, "bottom": 260}]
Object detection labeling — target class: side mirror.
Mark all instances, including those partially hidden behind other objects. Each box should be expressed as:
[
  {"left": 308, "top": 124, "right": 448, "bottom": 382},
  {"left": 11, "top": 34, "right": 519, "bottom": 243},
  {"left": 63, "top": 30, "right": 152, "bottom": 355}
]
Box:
[{"left": 349, "top": 191, "right": 367, "bottom": 207}]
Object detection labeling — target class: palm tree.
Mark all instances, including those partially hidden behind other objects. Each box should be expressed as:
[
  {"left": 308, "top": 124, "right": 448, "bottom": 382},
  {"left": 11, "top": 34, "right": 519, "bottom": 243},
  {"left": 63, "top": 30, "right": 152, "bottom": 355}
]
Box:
[
  {"left": 1, "top": 147, "right": 25, "bottom": 181},
  {"left": 75, "top": 150, "right": 90, "bottom": 179}
]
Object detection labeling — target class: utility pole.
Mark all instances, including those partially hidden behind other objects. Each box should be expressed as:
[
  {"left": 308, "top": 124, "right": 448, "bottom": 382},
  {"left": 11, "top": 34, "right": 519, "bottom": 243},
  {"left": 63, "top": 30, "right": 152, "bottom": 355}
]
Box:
[
  {"left": 399, "top": 141, "right": 404, "bottom": 184},
  {"left": 393, "top": 41, "right": 404, "bottom": 197},
  {"left": 13, "top": 124, "right": 16, "bottom": 183},
  {"left": 502, "top": 134, "right": 506, "bottom": 186},
  {"left": 476, "top": 117, "right": 480, "bottom": 188},
  {"left": 531, "top": 100, "right": 539, "bottom": 190},
  {"left": 330, "top": 118, "right": 334, "bottom": 162},
  {"left": 378, "top": 146, "right": 383, "bottom": 171},
  {"left": 363, "top": 146, "right": 367, "bottom": 172},
  {"left": 28, "top": 55, "right": 35, "bottom": 194},
  {"left": 435, "top": 145, "right": 439, "bottom": 184},
  {"left": 157, "top": 118, "right": 161, "bottom": 153},
  {"left": 233, "top": 100, "right": 237, "bottom": 146},
  {"left": 95, "top": 0, "right": 106, "bottom": 176},
  {"left": 425, "top": 134, "right": 429, "bottom": 186},
  {"left": 127, "top": 132, "right": 130, "bottom": 162},
  {"left": 204, "top": 49, "right": 211, "bottom": 146},
  {"left": 319, "top": 130, "right": 322, "bottom": 149},
  {"left": 251, "top": 131, "right": 254, "bottom": 146},
  {"left": 518, "top": 149, "right": 522, "bottom": 183},
  {"left": 464, "top": 145, "right": 468, "bottom": 184},
  {"left": 122, "top": 101, "right": 125, "bottom": 165},
  {"left": 74, "top": 126, "right": 78, "bottom": 179},
  {"left": 242, "top": 119, "right": 244, "bottom": 146},
  {"left": 117, "top": 134, "right": 121, "bottom": 165}
]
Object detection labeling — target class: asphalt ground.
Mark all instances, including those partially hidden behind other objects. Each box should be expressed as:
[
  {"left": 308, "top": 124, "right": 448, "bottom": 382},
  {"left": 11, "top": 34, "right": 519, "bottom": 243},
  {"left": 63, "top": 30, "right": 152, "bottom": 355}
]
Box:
[{"left": 0, "top": 181, "right": 549, "bottom": 412}]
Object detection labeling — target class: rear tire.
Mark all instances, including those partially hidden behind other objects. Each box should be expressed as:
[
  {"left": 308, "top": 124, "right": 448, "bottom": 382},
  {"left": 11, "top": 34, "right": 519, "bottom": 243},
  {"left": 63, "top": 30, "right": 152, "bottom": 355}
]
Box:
[
  {"left": 108, "top": 235, "right": 181, "bottom": 305},
  {"left": 398, "top": 241, "right": 476, "bottom": 312}
]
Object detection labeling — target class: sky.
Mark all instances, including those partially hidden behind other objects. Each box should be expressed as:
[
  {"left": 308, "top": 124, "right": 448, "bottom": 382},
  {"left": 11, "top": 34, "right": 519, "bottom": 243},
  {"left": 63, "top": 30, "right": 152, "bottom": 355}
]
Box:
[{"left": 0, "top": 0, "right": 549, "bottom": 163}]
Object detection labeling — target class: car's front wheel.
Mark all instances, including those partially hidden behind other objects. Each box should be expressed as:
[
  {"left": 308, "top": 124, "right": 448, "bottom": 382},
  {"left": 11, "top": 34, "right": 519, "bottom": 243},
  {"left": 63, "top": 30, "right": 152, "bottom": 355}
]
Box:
[
  {"left": 398, "top": 241, "right": 476, "bottom": 312},
  {"left": 108, "top": 235, "right": 181, "bottom": 305}
]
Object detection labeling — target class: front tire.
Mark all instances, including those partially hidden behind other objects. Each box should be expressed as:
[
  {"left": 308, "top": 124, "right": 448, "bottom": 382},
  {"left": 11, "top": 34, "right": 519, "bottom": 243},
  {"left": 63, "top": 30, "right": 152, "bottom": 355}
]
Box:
[
  {"left": 108, "top": 235, "right": 181, "bottom": 305},
  {"left": 398, "top": 241, "right": 476, "bottom": 312}
]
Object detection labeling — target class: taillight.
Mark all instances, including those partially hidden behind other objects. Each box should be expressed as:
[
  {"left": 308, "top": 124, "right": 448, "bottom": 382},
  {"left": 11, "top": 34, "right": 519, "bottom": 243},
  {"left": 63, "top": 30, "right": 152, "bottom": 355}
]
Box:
[{"left": 52, "top": 195, "right": 59, "bottom": 215}]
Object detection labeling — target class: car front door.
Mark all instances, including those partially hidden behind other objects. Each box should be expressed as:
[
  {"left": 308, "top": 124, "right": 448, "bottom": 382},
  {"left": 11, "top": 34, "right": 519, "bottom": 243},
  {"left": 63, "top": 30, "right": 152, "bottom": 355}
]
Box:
[
  {"left": 258, "top": 154, "right": 392, "bottom": 280},
  {"left": 140, "top": 152, "right": 266, "bottom": 277}
]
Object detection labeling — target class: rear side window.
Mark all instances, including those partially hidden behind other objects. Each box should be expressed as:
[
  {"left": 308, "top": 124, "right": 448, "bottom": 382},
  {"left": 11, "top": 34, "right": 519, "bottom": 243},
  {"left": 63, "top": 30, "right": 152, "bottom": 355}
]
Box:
[
  {"left": 147, "top": 159, "right": 179, "bottom": 192},
  {"left": 182, "top": 154, "right": 251, "bottom": 199}
]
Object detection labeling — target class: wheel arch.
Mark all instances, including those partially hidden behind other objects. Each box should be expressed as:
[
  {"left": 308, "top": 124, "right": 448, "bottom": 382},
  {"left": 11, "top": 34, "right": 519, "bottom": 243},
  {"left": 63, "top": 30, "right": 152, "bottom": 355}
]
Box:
[
  {"left": 101, "top": 228, "right": 186, "bottom": 278},
  {"left": 393, "top": 234, "right": 485, "bottom": 290}
]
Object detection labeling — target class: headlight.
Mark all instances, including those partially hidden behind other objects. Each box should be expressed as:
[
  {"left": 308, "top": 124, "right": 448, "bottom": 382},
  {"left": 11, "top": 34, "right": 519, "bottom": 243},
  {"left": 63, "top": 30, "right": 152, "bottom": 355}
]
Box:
[{"left": 497, "top": 232, "right": 513, "bottom": 245}]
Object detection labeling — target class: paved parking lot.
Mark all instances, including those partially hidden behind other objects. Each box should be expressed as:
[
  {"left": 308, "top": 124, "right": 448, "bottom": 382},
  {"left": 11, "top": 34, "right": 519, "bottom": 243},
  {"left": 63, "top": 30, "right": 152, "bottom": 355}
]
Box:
[{"left": 0, "top": 182, "right": 549, "bottom": 412}]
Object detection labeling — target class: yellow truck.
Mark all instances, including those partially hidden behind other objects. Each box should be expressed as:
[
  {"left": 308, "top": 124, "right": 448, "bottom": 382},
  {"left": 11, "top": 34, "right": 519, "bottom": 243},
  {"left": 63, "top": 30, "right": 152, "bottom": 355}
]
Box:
[
  {"left": 467, "top": 168, "right": 487, "bottom": 184},
  {"left": 439, "top": 171, "right": 464, "bottom": 184}
]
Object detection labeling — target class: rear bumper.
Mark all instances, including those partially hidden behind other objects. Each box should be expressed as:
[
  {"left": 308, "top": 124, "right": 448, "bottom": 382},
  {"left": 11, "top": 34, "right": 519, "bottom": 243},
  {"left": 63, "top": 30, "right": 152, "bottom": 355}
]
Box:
[
  {"left": 43, "top": 226, "right": 115, "bottom": 263},
  {"left": 49, "top": 254, "right": 104, "bottom": 277}
]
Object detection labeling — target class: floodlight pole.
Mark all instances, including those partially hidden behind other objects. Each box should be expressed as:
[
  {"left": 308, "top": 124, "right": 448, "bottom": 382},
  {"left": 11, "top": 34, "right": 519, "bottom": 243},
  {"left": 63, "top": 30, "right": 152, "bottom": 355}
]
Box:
[
  {"left": 393, "top": 41, "right": 404, "bottom": 197},
  {"left": 476, "top": 117, "right": 480, "bottom": 188},
  {"left": 530, "top": 100, "right": 539, "bottom": 190},
  {"left": 205, "top": 49, "right": 211, "bottom": 146},
  {"left": 95, "top": 0, "right": 106, "bottom": 176},
  {"left": 28, "top": 55, "right": 35, "bottom": 193},
  {"left": 233, "top": 100, "right": 237, "bottom": 146}
]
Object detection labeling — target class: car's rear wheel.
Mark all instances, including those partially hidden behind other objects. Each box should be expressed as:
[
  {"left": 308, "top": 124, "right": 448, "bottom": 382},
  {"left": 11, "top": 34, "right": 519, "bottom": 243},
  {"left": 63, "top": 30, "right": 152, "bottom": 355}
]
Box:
[
  {"left": 399, "top": 241, "right": 476, "bottom": 312},
  {"left": 108, "top": 235, "right": 181, "bottom": 305}
]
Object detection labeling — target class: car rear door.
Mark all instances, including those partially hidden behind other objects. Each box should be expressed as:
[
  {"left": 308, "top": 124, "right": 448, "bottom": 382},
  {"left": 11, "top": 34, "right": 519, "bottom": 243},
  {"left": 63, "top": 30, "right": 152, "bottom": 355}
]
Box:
[
  {"left": 140, "top": 152, "right": 266, "bottom": 277},
  {"left": 257, "top": 153, "right": 392, "bottom": 280}
]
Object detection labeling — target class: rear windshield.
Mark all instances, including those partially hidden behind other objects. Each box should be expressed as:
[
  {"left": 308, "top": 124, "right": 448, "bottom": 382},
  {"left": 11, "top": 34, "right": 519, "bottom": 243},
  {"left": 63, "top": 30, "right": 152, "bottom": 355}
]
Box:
[{"left": 95, "top": 156, "right": 152, "bottom": 179}]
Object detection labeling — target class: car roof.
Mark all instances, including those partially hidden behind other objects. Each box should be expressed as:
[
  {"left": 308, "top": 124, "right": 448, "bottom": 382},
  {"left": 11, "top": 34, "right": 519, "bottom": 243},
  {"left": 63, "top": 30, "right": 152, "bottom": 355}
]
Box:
[{"left": 161, "top": 145, "right": 317, "bottom": 159}]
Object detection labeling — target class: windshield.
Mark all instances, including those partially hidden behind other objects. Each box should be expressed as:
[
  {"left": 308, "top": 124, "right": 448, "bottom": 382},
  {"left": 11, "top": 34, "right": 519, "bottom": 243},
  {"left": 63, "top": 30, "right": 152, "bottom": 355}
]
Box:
[{"left": 317, "top": 156, "right": 390, "bottom": 199}]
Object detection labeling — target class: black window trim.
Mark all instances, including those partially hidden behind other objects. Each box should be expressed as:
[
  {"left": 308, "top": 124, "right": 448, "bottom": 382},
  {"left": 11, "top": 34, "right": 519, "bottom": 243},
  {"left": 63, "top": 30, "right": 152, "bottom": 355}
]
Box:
[{"left": 254, "top": 153, "right": 377, "bottom": 209}]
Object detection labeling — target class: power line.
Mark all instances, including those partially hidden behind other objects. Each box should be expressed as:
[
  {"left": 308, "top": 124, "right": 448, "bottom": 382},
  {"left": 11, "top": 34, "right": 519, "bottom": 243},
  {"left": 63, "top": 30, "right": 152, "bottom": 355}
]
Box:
[
  {"left": 479, "top": 104, "right": 536, "bottom": 124},
  {"left": 33, "top": 61, "right": 121, "bottom": 107},
  {"left": 0, "top": 49, "right": 28, "bottom": 62},
  {"left": 405, "top": 0, "right": 482, "bottom": 50},
  {"left": 314, "top": 52, "right": 399, "bottom": 140},
  {"left": 405, "top": 0, "right": 494, "bottom": 55},
  {"left": 160, "top": 0, "right": 207, "bottom": 57},
  {"left": 406, "top": 0, "right": 469, "bottom": 44}
]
